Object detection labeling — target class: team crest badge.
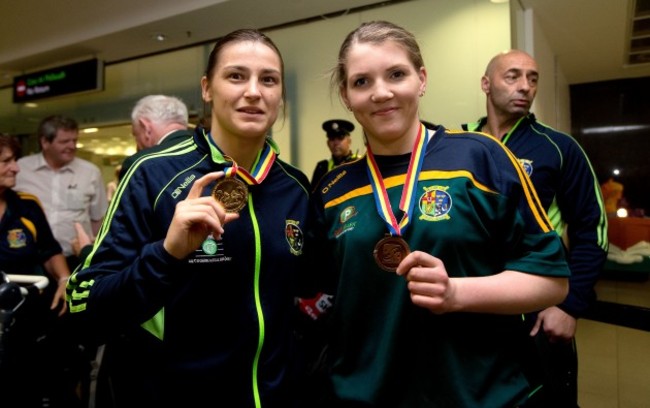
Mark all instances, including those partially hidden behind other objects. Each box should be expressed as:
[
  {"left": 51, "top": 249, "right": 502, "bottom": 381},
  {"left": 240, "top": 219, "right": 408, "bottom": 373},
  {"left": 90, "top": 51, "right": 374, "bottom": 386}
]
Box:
[
  {"left": 285, "top": 220, "right": 304, "bottom": 255},
  {"left": 8, "top": 229, "right": 27, "bottom": 248},
  {"left": 419, "top": 186, "right": 452, "bottom": 221},
  {"left": 519, "top": 159, "right": 533, "bottom": 177}
]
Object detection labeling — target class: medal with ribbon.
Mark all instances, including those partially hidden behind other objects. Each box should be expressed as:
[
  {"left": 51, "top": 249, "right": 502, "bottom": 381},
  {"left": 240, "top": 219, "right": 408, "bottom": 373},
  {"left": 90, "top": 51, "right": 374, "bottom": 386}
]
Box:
[
  {"left": 209, "top": 133, "right": 277, "bottom": 213},
  {"left": 367, "top": 124, "right": 428, "bottom": 272}
]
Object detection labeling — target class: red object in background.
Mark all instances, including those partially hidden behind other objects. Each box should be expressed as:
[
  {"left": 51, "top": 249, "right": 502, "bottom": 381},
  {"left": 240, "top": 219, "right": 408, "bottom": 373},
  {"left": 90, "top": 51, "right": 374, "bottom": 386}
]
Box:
[
  {"left": 297, "top": 292, "right": 333, "bottom": 321},
  {"left": 608, "top": 217, "right": 650, "bottom": 250},
  {"left": 15, "top": 80, "right": 26, "bottom": 97}
]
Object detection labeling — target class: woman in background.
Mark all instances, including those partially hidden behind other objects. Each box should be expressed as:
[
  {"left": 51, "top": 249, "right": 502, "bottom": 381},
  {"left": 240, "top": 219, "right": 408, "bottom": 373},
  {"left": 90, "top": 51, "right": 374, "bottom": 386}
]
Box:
[{"left": 0, "top": 133, "right": 72, "bottom": 407}]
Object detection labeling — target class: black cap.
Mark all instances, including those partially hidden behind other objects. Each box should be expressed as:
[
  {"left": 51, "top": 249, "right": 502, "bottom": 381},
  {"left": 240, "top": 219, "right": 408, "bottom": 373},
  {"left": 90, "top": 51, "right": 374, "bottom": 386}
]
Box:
[{"left": 322, "top": 119, "right": 354, "bottom": 139}]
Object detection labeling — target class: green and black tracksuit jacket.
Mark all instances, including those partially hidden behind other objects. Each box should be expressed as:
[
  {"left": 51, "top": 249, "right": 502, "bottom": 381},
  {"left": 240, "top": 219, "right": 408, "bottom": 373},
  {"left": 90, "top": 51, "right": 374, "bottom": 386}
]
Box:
[{"left": 67, "top": 126, "right": 312, "bottom": 407}]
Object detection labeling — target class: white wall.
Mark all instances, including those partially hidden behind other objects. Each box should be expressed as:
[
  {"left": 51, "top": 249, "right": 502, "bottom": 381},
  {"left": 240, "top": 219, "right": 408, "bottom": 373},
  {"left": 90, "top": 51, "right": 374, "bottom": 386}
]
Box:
[{"left": 511, "top": 4, "right": 572, "bottom": 134}]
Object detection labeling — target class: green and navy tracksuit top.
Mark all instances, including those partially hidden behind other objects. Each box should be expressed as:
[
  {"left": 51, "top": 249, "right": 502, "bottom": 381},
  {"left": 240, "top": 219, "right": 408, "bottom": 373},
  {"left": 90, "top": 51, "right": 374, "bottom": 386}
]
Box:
[
  {"left": 67, "top": 126, "right": 311, "bottom": 407},
  {"left": 310, "top": 125, "right": 570, "bottom": 407},
  {"left": 463, "top": 113, "right": 608, "bottom": 318}
]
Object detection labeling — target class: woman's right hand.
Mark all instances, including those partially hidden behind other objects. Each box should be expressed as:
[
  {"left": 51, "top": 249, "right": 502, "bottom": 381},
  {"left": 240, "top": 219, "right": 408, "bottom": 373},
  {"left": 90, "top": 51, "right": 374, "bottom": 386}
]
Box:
[
  {"left": 163, "top": 171, "right": 239, "bottom": 259},
  {"left": 396, "top": 251, "right": 456, "bottom": 314}
]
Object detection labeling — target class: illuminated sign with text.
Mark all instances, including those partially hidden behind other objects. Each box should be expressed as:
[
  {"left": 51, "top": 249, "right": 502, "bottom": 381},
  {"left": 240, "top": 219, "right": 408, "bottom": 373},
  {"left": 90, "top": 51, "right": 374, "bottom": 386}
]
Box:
[{"left": 13, "top": 59, "right": 104, "bottom": 103}]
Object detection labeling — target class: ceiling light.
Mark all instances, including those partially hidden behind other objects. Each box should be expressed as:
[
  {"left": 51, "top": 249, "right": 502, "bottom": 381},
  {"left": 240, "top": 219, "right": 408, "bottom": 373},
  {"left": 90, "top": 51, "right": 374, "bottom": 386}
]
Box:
[
  {"left": 83, "top": 127, "right": 99, "bottom": 133},
  {"left": 582, "top": 124, "right": 649, "bottom": 134},
  {"left": 490, "top": 0, "right": 508, "bottom": 3},
  {"left": 25, "top": 102, "right": 38, "bottom": 108},
  {"left": 154, "top": 34, "right": 167, "bottom": 42}
]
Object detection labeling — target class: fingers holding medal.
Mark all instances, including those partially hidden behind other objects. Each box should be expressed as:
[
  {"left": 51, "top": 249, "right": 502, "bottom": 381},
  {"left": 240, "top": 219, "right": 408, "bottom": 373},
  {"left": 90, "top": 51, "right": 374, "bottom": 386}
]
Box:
[
  {"left": 373, "top": 235, "right": 411, "bottom": 273},
  {"left": 212, "top": 177, "right": 248, "bottom": 213}
]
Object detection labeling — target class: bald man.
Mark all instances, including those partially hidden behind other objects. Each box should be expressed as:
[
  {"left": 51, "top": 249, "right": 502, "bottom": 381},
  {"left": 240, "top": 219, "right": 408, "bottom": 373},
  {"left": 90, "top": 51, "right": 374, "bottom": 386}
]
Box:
[{"left": 462, "top": 50, "right": 608, "bottom": 406}]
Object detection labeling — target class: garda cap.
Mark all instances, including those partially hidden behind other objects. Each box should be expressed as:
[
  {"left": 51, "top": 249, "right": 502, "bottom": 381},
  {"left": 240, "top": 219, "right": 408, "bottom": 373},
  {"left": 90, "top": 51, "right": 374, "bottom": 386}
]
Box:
[{"left": 322, "top": 119, "right": 354, "bottom": 139}]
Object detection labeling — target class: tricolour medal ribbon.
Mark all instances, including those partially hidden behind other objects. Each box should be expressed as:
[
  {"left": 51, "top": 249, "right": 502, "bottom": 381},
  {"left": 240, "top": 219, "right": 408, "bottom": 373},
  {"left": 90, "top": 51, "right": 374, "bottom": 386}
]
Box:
[
  {"left": 366, "top": 123, "right": 428, "bottom": 236},
  {"left": 223, "top": 141, "right": 276, "bottom": 185}
]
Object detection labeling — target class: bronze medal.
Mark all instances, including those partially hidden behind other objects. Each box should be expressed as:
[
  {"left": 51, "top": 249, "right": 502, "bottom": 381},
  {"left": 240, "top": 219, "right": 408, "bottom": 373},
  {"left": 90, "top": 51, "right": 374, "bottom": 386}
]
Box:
[
  {"left": 373, "top": 235, "right": 410, "bottom": 272},
  {"left": 211, "top": 177, "right": 248, "bottom": 213}
]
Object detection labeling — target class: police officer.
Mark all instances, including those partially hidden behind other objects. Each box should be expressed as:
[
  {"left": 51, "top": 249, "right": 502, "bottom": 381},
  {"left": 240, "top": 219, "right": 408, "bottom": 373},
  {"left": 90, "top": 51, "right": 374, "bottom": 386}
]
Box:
[{"left": 310, "top": 119, "right": 357, "bottom": 190}]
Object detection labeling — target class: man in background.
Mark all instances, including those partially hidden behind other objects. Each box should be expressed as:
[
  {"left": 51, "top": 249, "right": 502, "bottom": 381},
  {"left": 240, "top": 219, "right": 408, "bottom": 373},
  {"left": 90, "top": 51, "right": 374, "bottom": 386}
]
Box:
[
  {"left": 16, "top": 114, "right": 107, "bottom": 271},
  {"left": 310, "top": 119, "right": 358, "bottom": 190},
  {"left": 462, "top": 49, "right": 608, "bottom": 407},
  {"left": 15, "top": 115, "right": 107, "bottom": 407},
  {"left": 119, "top": 94, "right": 191, "bottom": 180}
]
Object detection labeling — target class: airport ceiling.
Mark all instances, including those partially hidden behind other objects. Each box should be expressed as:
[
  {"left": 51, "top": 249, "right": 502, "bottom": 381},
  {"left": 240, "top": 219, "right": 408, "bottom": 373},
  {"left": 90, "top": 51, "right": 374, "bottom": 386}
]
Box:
[
  {"left": 2, "top": 0, "right": 650, "bottom": 87},
  {"left": 1, "top": 0, "right": 649, "bottom": 154},
  {"left": 0, "top": 0, "right": 388, "bottom": 87}
]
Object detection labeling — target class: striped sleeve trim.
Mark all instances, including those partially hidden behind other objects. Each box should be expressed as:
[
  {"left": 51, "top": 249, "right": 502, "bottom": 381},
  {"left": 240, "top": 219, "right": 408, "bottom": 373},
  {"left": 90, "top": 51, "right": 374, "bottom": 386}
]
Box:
[
  {"left": 498, "top": 141, "right": 553, "bottom": 232},
  {"left": 76, "top": 141, "right": 197, "bottom": 271},
  {"left": 451, "top": 130, "right": 553, "bottom": 232}
]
